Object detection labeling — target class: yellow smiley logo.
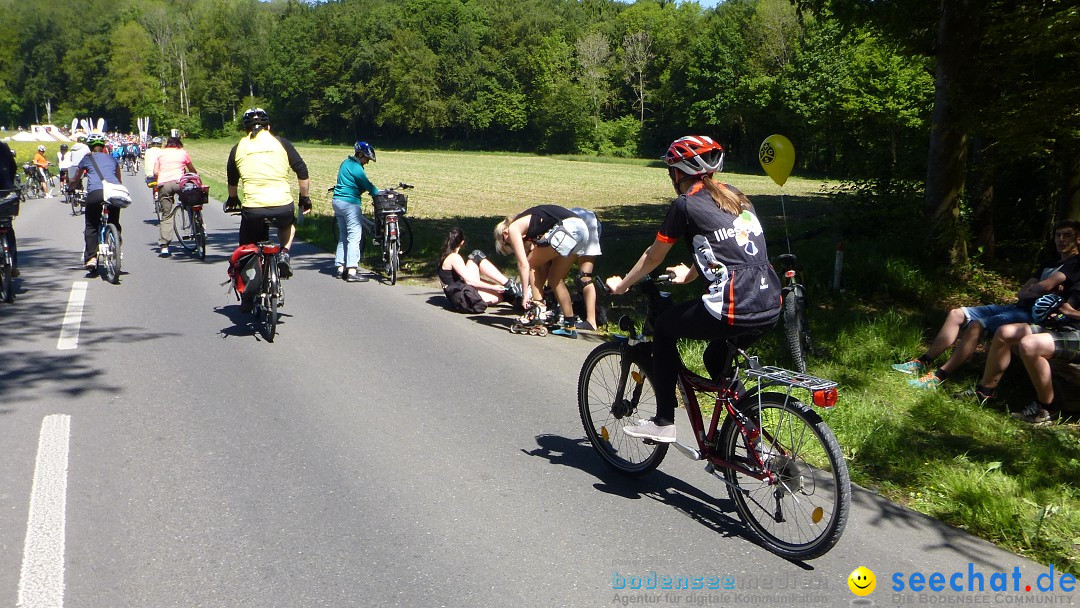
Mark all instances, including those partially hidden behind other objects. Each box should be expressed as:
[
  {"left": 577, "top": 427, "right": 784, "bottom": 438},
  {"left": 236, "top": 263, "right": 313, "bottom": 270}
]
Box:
[{"left": 848, "top": 566, "right": 876, "bottom": 596}]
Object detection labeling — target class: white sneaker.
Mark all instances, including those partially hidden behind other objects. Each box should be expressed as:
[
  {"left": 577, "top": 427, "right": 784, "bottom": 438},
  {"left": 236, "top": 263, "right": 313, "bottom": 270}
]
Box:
[{"left": 623, "top": 419, "right": 676, "bottom": 443}]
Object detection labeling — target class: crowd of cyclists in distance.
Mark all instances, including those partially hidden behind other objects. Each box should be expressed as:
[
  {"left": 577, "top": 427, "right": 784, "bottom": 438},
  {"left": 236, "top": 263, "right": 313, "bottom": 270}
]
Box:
[{"left": 2, "top": 109, "right": 1077, "bottom": 434}]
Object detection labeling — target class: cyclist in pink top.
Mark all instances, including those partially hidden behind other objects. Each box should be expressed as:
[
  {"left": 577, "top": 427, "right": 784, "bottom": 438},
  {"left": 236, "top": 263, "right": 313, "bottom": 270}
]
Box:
[{"left": 152, "top": 136, "right": 197, "bottom": 256}]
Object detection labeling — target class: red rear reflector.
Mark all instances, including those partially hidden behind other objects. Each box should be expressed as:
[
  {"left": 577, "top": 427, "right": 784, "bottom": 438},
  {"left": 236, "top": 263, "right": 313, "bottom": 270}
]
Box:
[
  {"left": 812, "top": 388, "right": 838, "bottom": 407},
  {"left": 192, "top": 205, "right": 203, "bottom": 211},
  {"left": 785, "top": 270, "right": 796, "bottom": 278}
]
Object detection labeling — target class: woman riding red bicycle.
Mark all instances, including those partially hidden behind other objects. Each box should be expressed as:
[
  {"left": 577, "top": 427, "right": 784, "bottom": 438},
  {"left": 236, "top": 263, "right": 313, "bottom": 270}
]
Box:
[{"left": 606, "top": 135, "right": 782, "bottom": 443}]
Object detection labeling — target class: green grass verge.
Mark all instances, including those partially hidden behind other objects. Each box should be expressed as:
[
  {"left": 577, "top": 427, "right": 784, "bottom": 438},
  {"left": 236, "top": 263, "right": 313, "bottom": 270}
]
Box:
[{"left": 182, "top": 139, "right": 1079, "bottom": 573}]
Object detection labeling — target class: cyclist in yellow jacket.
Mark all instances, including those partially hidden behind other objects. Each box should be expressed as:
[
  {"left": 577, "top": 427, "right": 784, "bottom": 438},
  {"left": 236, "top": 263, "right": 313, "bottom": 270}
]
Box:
[{"left": 224, "top": 108, "right": 311, "bottom": 277}]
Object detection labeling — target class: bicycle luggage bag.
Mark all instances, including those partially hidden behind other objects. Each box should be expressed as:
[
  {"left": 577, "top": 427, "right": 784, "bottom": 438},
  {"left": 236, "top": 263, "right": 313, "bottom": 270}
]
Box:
[
  {"left": 228, "top": 244, "right": 260, "bottom": 295},
  {"left": 178, "top": 173, "right": 209, "bottom": 206},
  {"left": 0, "top": 192, "right": 19, "bottom": 217}
]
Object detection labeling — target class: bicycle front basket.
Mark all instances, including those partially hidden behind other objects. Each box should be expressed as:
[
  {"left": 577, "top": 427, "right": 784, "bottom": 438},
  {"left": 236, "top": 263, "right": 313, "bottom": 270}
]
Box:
[{"left": 373, "top": 191, "right": 407, "bottom": 215}]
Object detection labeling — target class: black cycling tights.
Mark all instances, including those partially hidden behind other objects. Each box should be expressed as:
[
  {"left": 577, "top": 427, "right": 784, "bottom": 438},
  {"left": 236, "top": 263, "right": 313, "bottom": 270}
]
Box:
[{"left": 651, "top": 299, "right": 772, "bottom": 425}]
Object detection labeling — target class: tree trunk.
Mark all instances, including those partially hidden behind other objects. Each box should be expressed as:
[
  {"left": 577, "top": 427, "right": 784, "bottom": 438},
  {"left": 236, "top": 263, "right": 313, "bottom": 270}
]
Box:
[
  {"left": 1060, "top": 139, "right": 1080, "bottom": 222},
  {"left": 924, "top": 0, "right": 986, "bottom": 266},
  {"left": 969, "top": 138, "right": 996, "bottom": 259}
]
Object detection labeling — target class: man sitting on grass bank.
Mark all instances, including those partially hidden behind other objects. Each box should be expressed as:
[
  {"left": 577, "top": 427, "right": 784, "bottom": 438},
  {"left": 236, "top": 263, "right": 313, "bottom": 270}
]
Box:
[
  {"left": 969, "top": 278, "right": 1080, "bottom": 424},
  {"left": 893, "top": 219, "right": 1080, "bottom": 390}
]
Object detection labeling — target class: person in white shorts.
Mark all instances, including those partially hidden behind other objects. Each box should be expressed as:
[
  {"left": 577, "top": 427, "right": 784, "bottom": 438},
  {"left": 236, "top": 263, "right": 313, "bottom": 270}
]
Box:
[
  {"left": 494, "top": 204, "right": 590, "bottom": 337},
  {"left": 564, "top": 207, "right": 603, "bottom": 333}
]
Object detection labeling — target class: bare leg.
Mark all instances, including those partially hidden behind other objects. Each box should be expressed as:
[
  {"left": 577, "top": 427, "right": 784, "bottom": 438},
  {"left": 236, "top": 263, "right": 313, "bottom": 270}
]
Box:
[
  {"left": 925, "top": 308, "right": 968, "bottom": 360},
  {"left": 938, "top": 321, "right": 985, "bottom": 373},
  {"left": 979, "top": 323, "right": 1032, "bottom": 389},
  {"left": 547, "top": 254, "right": 576, "bottom": 318},
  {"left": 280, "top": 224, "right": 296, "bottom": 250},
  {"left": 1018, "top": 333, "right": 1056, "bottom": 404},
  {"left": 477, "top": 258, "right": 510, "bottom": 286},
  {"left": 578, "top": 256, "right": 597, "bottom": 328},
  {"left": 527, "top": 247, "right": 558, "bottom": 303}
]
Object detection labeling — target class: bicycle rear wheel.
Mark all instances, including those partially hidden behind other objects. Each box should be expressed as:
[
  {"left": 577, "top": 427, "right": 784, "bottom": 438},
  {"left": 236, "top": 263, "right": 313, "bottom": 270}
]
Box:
[
  {"left": 719, "top": 392, "right": 849, "bottom": 560},
  {"left": 388, "top": 240, "right": 399, "bottom": 285},
  {"left": 578, "top": 342, "right": 668, "bottom": 475},
  {"left": 259, "top": 259, "right": 279, "bottom": 342},
  {"left": 101, "top": 224, "right": 122, "bottom": 284},
  {"left": 193, "top": 212, "right": 206, "bottom": 260},
  {"left": 0, "top": 248, "right": 13, "bottom": 303},
  {"left": 782, "top": 288, "right": 808, "bottom": 373},
  {"left": 173, "top": 206, "right": 195, "bottom": 252}
]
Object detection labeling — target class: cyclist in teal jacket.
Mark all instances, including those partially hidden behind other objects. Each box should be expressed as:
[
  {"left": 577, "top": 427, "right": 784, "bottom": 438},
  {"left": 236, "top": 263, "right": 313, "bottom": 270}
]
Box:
[{"left": 331, "top": 141, "right": 380, "bottom": 282}]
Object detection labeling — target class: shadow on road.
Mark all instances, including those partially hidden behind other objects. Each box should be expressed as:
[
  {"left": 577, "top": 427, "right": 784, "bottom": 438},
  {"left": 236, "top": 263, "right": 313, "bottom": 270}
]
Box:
[{"left": 522, "top": 433, "right": 811, "bottom": 565}]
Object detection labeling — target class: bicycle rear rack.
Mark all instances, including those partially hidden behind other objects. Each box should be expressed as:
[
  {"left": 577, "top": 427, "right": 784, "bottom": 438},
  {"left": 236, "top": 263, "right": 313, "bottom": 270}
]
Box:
[{"left": 744, "top": 365, "right": 836, "bottom": 391}]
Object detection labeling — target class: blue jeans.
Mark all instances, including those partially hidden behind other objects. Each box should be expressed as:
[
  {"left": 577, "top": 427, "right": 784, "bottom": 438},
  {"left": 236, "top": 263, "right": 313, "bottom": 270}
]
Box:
[
  {"left": 333, "top": 198, "right": 363, "bottom": 267},
  {"left": 962, "top": 303, "right": 1033, "bottom": 336}
]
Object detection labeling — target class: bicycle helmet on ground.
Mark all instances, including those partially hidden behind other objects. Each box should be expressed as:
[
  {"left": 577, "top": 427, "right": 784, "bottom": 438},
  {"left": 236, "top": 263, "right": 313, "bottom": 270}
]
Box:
[
  {"left": 664, "top": 135, "right": 724, "bottom": 176},
  {"left": 1032, "top": 293, "right": 1064, "bottom": 324},
  {"left": 242, "top": 108, "right": 270, "bottom": 131},
  {"left": 354, "top": 141, "right": 376, "bottom": 162},
  {"left": 86, "top": 132, "right": 107, "bottom": 148}
]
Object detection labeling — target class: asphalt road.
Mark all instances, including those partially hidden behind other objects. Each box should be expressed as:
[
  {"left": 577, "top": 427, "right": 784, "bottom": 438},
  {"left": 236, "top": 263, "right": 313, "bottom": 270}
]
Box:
[{"left": 0, "top": 174, "right": 1071, "bottom": 608}]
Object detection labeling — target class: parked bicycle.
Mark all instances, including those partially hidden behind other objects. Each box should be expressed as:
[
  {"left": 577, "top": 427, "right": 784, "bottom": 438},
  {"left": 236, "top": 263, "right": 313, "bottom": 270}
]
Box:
[
  {"left": 172, "top": 174, "right": 208, "bottom": 260},
  {"left": 0, "top": 190, "right": 19, "bottom": 303},
  {"left": 21, "top": 163, "right": 44, "bottom": 199},
  {"left": 776, "top": 253, "right": 813, "bottom": 373},
  {"left": 578, "top": 273, "right": 850, "bottom": 560},
  {"left": 370, "top": 183, "right": 414, "bottom": 285}
]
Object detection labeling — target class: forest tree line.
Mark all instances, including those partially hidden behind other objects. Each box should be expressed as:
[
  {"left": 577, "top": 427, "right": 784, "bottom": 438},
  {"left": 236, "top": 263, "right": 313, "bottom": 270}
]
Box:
[{"left": 1, "top": 0, "right": 1077, "bottom": 264}]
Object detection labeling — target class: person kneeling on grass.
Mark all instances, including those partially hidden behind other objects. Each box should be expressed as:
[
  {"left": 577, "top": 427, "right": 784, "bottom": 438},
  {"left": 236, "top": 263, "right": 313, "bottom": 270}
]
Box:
[
  {"left": 439, "top": 227, "right": 522, "bottom": 313},
  {"left": 893, "top": 219, "right": 1080, "bottom": 390}
]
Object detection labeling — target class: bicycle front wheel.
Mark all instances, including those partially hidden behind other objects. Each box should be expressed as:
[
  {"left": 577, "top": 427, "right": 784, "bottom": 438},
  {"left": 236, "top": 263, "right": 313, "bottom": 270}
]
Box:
[
  {"left": 578, "top": 342, "right": 668, "bottom": 475},
  {"left": 782, "top": 289, "right": 808, "bottom": 373},
  {"left": 174, "top": 206, "right": 195, "bottom": 252},
  {"left": 101, "top": 224, "right": 122, "bottom": 284},
  {"left": 719, "top": 392, "right": 849, "bottom": 560}
]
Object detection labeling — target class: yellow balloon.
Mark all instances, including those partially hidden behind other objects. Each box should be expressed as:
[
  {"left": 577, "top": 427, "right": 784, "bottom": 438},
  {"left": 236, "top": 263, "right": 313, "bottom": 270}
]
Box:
[{"left": 758, "top": 134, "right": 795, "bottom": 187}]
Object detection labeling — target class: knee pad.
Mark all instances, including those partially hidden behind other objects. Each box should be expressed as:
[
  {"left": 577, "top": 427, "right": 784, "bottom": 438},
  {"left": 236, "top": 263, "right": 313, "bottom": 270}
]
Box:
[
  {"left": 469, "top": 249, "right": 488, "bottom": 265},
  {"left": 577, "top": 271, "right": 594, "bottom": 287}
]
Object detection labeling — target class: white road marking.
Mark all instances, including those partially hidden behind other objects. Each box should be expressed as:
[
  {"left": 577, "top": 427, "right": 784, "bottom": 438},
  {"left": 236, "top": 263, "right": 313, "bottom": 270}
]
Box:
[
  {"left": 56, "top": 282, "right": 88, "bottom": 350},
  {"left": 17, "top": 414, "right": 72, "bottom": 608}
]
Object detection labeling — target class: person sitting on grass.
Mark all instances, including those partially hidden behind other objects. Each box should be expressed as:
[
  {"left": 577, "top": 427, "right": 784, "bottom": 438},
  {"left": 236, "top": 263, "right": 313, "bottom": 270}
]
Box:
[
  {"left": 894, "top": 219, "right": 1080, "bottom": 390},
  {"left": 439, "top": 227, "right": 522, "bottom": 313},
  {"left": 968, "top": 280, "right": 1080, "bottom": 425}
]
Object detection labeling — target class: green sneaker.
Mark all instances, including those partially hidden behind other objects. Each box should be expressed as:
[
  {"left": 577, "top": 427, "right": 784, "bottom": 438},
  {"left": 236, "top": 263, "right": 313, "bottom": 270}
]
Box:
[
  {"left": 892, "top": 359, "right": 929, "bottom": 375},
  {"left": 908, "top": 371, "right": 942, "bottom": 390}
]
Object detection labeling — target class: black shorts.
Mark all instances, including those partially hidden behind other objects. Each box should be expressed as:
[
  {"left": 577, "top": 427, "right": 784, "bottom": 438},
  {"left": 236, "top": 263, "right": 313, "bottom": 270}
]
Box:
[{"left": 239, "top": 204, "right": 296, "bottom": 245}]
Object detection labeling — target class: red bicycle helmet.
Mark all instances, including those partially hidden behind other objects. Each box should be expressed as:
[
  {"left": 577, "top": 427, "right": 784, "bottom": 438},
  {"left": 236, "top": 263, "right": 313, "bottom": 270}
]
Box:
[{"left": 664, "top": 135, "right": 724, "bottom": 176}]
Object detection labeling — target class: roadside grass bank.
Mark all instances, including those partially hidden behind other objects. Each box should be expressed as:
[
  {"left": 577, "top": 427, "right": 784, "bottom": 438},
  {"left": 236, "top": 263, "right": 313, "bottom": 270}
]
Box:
[{"left": 185, "top": 139, "right": 1080, "bottom": 573}]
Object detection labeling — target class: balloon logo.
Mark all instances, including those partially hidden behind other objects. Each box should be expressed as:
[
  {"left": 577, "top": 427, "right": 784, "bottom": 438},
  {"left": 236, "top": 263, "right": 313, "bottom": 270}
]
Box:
[{"left": 759, "top": 134, "right": 795, "bottom": 187}]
